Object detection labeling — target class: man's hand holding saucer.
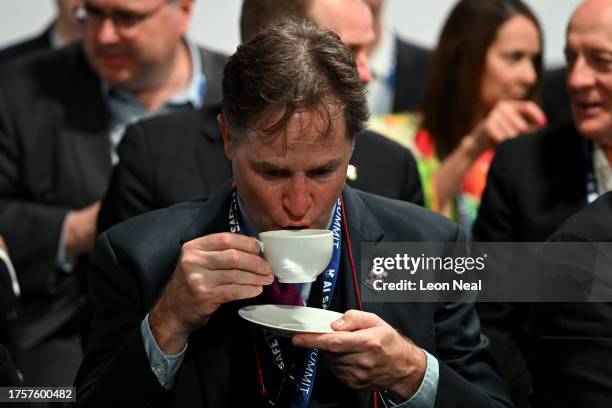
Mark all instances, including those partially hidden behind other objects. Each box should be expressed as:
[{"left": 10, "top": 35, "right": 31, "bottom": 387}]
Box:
[{"left": 292, "top": 309, "right": 427, "bottom": 400}]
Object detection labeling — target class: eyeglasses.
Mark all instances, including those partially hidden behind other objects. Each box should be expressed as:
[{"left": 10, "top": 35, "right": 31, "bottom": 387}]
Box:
[{"left": 75, "top": 1, "right": 171, "bottom": 34}]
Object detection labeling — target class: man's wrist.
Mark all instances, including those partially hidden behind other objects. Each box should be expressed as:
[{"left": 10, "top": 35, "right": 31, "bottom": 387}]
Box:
[
  {"left": 148, "top": 303, "right": 190, "bottom": 355},
  {"left": 141, "top": 314, "right": 188, "bottom": 390},
  {"left": 388, "top": 341, "right": 427, "bottom": 400}
]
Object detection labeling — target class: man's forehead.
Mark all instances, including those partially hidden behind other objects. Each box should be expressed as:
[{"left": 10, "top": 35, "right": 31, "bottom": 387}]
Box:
[
  {"left": 251, "top": 107, "right": 348, "bottom": 144},
  {"left": 308, "top": 0, "right": 373, "bottom": 41},
  {"left": 569, "top": 0, "right": 612, "bottom": 36},
  {"left": 85, "top": 0, "right": 164, "bottom": 12}
]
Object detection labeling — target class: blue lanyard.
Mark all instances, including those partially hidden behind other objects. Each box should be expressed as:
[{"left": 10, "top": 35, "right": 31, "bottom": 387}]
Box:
[
  {"left": 291, "top": 198, "right": 342, "bottom": 407},
  {"left": 583, "top": 139, "right": 600, "bottom": 204},
  {"left": 228, "top": 189, "right": 342, "bottom": 407}
]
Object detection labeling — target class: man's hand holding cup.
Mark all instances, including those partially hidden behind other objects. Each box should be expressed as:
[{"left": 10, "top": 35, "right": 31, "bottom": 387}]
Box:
[{"left": 149, "top": 233, "right": 274, "bottom": 354}]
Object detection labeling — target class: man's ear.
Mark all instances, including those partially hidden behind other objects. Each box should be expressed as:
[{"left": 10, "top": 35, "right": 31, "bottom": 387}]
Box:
[
  {"left": 177, "top": 0, "right": 195, "bottom": 35},
  {"left": 217, "top": 114, "right": 233, "bottom": 160}
]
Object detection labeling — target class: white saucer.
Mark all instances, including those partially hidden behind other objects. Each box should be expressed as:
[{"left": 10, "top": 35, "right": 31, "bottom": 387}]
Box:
[{"left": 238, "top": 305, "right": 343, "bottom": 337}]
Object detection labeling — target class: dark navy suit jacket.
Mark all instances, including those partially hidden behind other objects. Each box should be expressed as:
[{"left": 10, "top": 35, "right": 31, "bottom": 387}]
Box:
[{"left": 76, "top": 183, "right": 511, "bottom": 407}]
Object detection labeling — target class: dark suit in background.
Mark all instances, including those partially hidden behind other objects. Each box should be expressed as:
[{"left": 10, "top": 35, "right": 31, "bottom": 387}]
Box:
[
  {"left": 77, "top": 184, "right": 511, "bottom": 407},
  {"left": 0, "top": 43, "right": 225, "bottom": 385},
  {"left": 528, "top": 192, "right": 612, "bottom": 408},
  {"left": 0, "top": 26, "right": 53, "bottom": 66},
  {"left": 474, "top": 122, "right": 587, "bottom": 242},
  {"left": 551, "top": 190, "right": 612, "bottom": 241},
  {"left": 97, "top": 107, "right": 424, "bottom": 232},
  {"left": 367, "top": 36, "right": 432, "bottom": 115},
  {"left": 473, "top": 122, "right": 591, "bottom": 407},
  {"left": 541, "top": 67, "right": 571, "bottom": 128},
  {"left": 392, "top": 38, "right": 432, "bottom": 113}
]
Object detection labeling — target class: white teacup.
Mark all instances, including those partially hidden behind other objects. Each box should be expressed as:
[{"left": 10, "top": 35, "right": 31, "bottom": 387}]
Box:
[{"left": 258, "top": 229, "right": 334, "bottom": 283}]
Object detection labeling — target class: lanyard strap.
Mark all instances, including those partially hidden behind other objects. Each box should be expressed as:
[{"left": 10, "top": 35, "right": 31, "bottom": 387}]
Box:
[
  {"left": 228, "top": 189, "right": 342, "bottom": 407},
  {"left": 291, "top": 198, "right": 342, "bottom": 407},
  {"left": 583, "top": 138, "right": 600, "bottom": 204}
]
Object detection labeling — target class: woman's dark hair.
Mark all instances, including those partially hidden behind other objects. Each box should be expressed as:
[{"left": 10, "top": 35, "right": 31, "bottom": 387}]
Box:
[
  {"left": 222, "top": 17, "right": 369, "bottom": 145},
  {"left": 421, "top": 0, "right": 543, "bottom": 158}
]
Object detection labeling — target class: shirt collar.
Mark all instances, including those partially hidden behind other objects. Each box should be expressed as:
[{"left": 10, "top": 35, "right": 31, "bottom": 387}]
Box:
[
  {"left": 49, "top": 26, "right": 63, "bottom": 49},
  {"left": 368, "top": 24, "right": 397, "bottom": 81},
  {"left": 594, "top": 142, "right": 612, "bottom": 195},
  {"left": 102, "top": 37, "right": 206, "bottom": 127},
  {"left": 166, "top": 37, "right": 206, "bottom": 108}
]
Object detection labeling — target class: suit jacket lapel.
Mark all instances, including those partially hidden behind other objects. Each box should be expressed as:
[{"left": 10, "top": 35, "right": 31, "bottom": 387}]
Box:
[
  {"left": 338, "top": 187, "right": 385, "bottom": 317},
  {"left": 62, "top": 47, "right": 112, "bottom": 203},
  {"left": 199, "top": 48, "right": 223, "bottom": 109}
]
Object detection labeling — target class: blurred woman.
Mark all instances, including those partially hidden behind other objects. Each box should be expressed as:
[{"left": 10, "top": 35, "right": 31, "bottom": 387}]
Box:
[{"left": 370, "top": 0, "right": 545, "bottom": 231}]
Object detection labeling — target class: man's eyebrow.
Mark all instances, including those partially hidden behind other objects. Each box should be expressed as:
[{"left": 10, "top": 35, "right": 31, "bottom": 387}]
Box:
[
  {"left": 251, "top": 161, "right": 283, "bottom": 171},
  {"left": 85, "top": 0, "right": 147, "bottom": 15},
  {"left": 312, "top": 158, "right": 344, "bottom": 169},
  {"left": 251, "top": 158, "right": 344, "bottom": 171}
]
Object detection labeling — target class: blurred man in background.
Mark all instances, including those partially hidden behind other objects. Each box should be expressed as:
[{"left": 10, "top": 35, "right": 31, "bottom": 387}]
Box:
[
  {"left": 0, "top": 0, "right": 225, "bottom": 387},
  {"left": 364, "top": 0, "right": 432, "bottom": 114}
]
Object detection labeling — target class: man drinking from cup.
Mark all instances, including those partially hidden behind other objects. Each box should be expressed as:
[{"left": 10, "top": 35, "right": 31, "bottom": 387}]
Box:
[{"left": 74, "top": 18, "right": 511, "bottom": 408}]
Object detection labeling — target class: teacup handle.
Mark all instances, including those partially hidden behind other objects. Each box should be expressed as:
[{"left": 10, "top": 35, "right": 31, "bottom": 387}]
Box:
[{"left": 256, "top": 239, "right": 264, "bottom": 254}]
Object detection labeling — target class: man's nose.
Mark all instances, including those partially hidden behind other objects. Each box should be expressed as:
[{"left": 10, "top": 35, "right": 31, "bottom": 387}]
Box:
[
  {"left": 282, "top": 176, "right": 312, "bottom": 220},
  {"left": 96, "top": 18, "right": 121, "bottom": 44},
  {"left": 567, "top": 56, "right": 596, "bottom": 91}
]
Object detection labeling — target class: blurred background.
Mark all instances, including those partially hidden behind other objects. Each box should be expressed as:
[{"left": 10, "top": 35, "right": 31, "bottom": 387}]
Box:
[{"left": 0, "top": 0, "right": 580, "bottom": 68}]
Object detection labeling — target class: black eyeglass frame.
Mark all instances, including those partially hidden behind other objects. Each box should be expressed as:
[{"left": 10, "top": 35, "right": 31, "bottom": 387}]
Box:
[{"left": 74, "top": 1, "right": 174, "bottom": 33}]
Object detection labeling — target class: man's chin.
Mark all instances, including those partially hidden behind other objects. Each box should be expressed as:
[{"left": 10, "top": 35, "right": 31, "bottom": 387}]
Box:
[
  {"left": 576, "top": 121, "right": 612, "bottom": 144},
  {"left": 97, "top": 68, "right": 134, "bottom": 89}
]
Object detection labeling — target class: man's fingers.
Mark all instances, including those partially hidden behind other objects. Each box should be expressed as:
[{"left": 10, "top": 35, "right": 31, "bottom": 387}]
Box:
[
  {"left": 209, "top": 268, "right": 275, "bottom": 286},
  {"left": 180, "top": 233, "right": 272, "bottom": 275},
  {"left": 293, "top": 331, "right": 355, "bottom": 351},
  {"left": 332, "top": 309, "right": 384, "bottom": 332},
  {"left": 293, "top": 327, "right": 379, "bottom": 353},
  {"left": 187, "top": 233, "right": 262, "bottom": 254},
  {"left": 202, "top": 249, "right": 272, "bottom": 275},
  {"left": 204, "top": 283, "right": 264, "bottom": 304}
]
